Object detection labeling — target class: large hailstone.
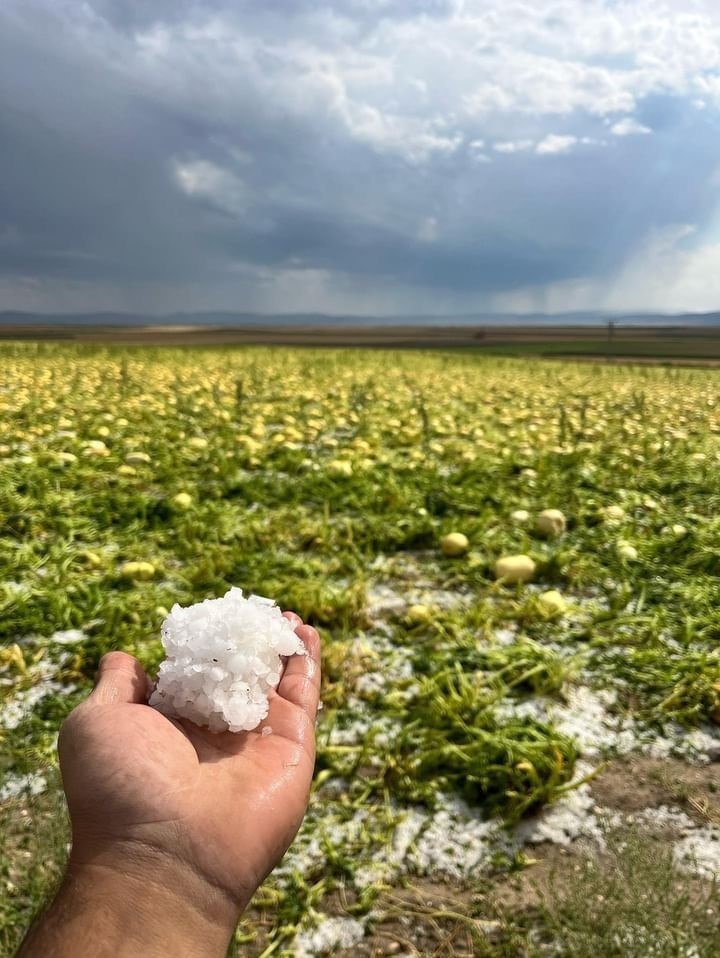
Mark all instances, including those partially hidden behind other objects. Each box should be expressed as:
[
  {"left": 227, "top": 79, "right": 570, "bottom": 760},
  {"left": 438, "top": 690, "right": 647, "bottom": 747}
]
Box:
[{"left": 149, "top": 588, "right": 306, "bottom": 733}]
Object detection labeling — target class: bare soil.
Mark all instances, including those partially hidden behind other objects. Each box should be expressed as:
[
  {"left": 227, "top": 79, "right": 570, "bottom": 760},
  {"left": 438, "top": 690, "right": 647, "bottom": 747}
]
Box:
[
  {"left": 589, "top": 755, "right": 720, "bottom": 823},
  {"left": 343, "top": 881, "right": 486, "bottom": 957}
]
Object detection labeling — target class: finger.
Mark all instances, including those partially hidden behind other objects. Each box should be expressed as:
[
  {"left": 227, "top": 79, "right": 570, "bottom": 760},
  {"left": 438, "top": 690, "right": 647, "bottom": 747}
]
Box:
[
  {"left": 87, "top": 652, "right": 150, "bottom": 706},
  {"left": 280, "top": 611, "right": 305, "bottom": 681},
  {"left": 276, "top": 624, "right": 321, "bottom": 720},
  {"left": 282, "top": 610, "right": 303, "bottom": 629}
]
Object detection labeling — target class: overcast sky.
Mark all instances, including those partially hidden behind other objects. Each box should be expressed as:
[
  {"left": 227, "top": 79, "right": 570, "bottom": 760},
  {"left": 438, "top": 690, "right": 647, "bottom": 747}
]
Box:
[{"left": 2, "top": 0, "right": 720, "bottom": 316}]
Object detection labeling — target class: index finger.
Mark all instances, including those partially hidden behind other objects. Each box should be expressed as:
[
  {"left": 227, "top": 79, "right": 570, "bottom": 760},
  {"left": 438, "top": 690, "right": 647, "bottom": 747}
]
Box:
[{"left": 276, "top": 623, "right": 321, "bottom": 721}]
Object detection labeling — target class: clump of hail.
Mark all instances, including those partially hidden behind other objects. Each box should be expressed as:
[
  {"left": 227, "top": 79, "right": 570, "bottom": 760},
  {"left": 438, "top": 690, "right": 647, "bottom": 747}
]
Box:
[{"left": 149, "top": 588, "right": 305, "bottom": 733}]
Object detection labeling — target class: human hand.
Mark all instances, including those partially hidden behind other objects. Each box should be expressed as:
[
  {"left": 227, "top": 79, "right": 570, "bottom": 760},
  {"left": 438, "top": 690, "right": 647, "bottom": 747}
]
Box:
[{"left": 25, "top": 612, "right": 320, "bottom": 957}]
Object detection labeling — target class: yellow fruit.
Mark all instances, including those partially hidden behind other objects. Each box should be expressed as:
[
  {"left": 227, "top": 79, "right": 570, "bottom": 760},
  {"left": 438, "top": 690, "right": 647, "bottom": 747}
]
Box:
[
  {"left": 328, "top": 459, "right": 353, "bottom": 477},
  {"left": 172, "top": 492, "right": 193, "bottom": 509},
  {"left": 510, "top": 509, "right": 530, "bottom": 523},
  {"left": 236, "top": 435, "right": 260, "bottom": 454},
  {"left": 119, "top": 561, "right": 155, "bottom": 581},
  {"left": 616, "top": 541, "right": 638, "bottom": 561},
  {"left": 495, "top": 554, "right": 536, "bottom": 583},
  {"left": 537, "top": 590, "right": 567, "bottom": 617},
  {"left": 83, "top": 440, "right": 110, "bottom": 457},
  {"left": 535, "top": 509, "right": 566, "bottom": 537},
  {"left": 0, "top": 643, "right": 26, "bottom": 674},
  {"left": 125, "top": 451, "right": 151, "bottom": 465},
  {"left": 440, "top": 532, "right": 469, "bottom": 557},
  {"left": 406, "top": 604, "right": 434, "bottom": 624}
]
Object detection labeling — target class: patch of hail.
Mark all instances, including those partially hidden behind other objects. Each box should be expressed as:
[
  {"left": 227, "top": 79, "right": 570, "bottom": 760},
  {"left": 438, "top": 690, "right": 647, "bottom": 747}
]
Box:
[
  {"left": 629, "top": 806, "right": 697, "bottom": 832},
  {"left": 365, "top": 582, "right": 468, "bottom": 623},
  {"left": 353, "top": 808, "right": 428, "bottom": 887},
  {"left": 674, "top": 827, "right": 720, "bottom": 880},
  {"left": 352, "top": 632, "right": 415, "bottom": 698},
  {"left": 365, "top": 551, "right": 469, "bottom": 623},
  {"left": 408, "top": 796, "right": 508, "bottom": 879},
  {"left": 493, "top": 626, "right": 520, "bottom": 646},
  {"left": 0, "top": 771, "right": 48, "bottom": 802},
  {"left": 291, "top": 915, "right": 368, "bottom": 957},
  {"left": 496, "top": 684, "right": 720, "bottom": 764},
  {"left": 274, "top": 804, "right": 375, "bottom": 885},
  {"left": 325, "top": 698, "right": 400, "bottom": 749},
  {"left": 0, "top": 651, "right": 73, "bottom": 731},
  {"left": 516, "top": 764, "right": 603, "bottom": 847},
  {"left": 49, "top": 629, "right": 87, "bottom": 645}
]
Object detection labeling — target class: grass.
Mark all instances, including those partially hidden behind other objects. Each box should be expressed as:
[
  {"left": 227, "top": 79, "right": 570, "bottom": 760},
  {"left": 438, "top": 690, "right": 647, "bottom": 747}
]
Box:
[
  {"left": 536, "top": 826, "right": 720, "bottom": 957},
  {"left": 3, "top": 343, "right": 720, "bottom": 953},
  {"left": 0, "top": 786, "right": 68, "bottom": 956},
  {"left": 465, "top": 824, "right": 720, "bottom": 957}
]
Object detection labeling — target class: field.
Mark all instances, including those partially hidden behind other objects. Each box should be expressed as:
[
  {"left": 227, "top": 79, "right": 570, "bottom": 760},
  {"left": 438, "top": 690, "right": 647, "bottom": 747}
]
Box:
[
  {"left": 3, "top": 342, "right": 720, "bottom": 956},
  {"left": 7, "top": 322, "right": 720, "bottom": 366}
]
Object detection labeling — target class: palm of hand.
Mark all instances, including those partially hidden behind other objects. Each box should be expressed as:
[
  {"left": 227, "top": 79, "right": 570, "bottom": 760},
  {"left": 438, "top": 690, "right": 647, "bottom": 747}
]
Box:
[{"left": 60, "top": 617, "right": 320, "bottom": 906}]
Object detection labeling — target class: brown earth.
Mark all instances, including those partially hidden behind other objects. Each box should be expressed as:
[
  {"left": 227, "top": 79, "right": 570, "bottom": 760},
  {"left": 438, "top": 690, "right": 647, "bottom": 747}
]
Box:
[{"left": 589, "top": 755, "right": 720, "bottom": 823}]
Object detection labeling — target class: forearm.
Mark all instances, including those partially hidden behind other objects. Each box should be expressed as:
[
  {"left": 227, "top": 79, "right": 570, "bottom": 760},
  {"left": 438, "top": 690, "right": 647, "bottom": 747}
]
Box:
[{"left": 18, "top": 848, "right": 243, "bottom": 958}]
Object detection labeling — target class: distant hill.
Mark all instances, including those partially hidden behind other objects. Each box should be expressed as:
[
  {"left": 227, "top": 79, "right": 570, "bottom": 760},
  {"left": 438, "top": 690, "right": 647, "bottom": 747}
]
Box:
[{"left": 2, "top": 309, "right": 720, "bottom": 327}]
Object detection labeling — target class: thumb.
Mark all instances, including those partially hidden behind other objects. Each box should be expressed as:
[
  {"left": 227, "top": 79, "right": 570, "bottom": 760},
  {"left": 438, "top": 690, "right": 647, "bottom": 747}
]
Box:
[{"left": 88, "top": 651, "right": 151, "bottom": 706}]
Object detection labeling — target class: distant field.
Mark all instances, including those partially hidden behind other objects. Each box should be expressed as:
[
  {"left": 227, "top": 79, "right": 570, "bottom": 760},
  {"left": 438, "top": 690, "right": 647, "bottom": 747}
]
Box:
[
  {"left": 3, "top": 323, "right": 720, "bottom": 365},
  {"left": 480, "top": 337, "right": 720, "bottom": 361},
  {"left": 3, "top": 343, "right": 720, "bottom": 956}
]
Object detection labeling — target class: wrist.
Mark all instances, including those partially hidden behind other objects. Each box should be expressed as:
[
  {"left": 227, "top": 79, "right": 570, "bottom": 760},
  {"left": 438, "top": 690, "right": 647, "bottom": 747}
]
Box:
[{"left": 21, "top": 839, "right": 246, "bottom": 958}]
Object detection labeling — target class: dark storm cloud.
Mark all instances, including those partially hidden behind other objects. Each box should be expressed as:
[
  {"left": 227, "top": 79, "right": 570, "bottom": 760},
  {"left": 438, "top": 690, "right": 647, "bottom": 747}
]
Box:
[
  {"left": 1, "top": 0, "right": 720, "bottom": 312},
  {"left": 92, "top": 0, "right": 457, "bottom": 28}
]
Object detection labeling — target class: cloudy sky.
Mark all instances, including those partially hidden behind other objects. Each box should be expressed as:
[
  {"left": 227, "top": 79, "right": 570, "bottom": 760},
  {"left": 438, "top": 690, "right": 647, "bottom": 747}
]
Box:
[{"left": 2, "top": 0, "right": 720, "bottom": 316}]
